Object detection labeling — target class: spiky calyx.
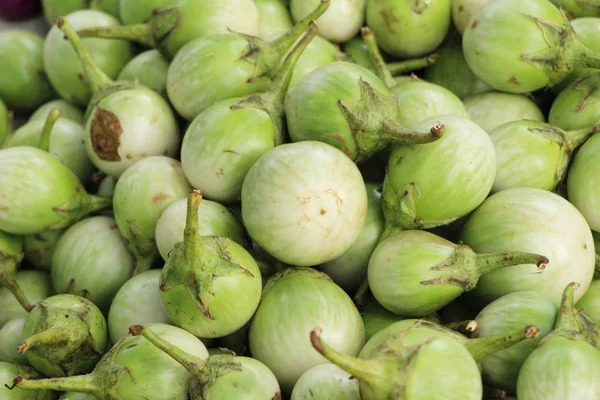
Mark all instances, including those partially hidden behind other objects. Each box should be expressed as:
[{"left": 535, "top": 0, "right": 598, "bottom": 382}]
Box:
[
  {"left": 159, "top": 191, "right": 261, "bottom": 337},
  {"left": 19, "top": 295, "right": 107, "bottom": 377}
]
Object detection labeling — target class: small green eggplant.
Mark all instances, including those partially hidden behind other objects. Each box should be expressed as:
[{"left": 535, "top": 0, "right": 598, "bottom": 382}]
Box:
[
  {"left": 490, "top": 120, "right": 597, "bottom": 192},
  {"left": 11, "top": 323, "right": 209, "bottom": 400},
  {"left": 0, "top": 29, "right": 54, "bottom": 111},
  {"left": 166, "top": 0, "right": 330, "bottom": 120},
  {"left": 181, "top": 21, "right": 318, "bottom": 203},
  {"left": 112, "top": 156, "right": 192, "bottom": 275},
  {"left": 18, "top": 294, "right": 108, "bottom": 377},
  {"left": 128, "top": 324, "right": 281, "bottom": 399},
  {"left": 57, "top": 17, "right": 180, "bottom": 178},
  {"left": 368, "top": 230, "right": 548, "bottom": 316},
  {"left": 159, "top": 191, "right": 262, "bottom": 338},
  {"left": 517, "top": 283, "right": 600, "bottom": 399},
  {"left": 79, "top": 0, "right": 260, "bottom": 60},
  {"left": 0, "top": 146, "right": 111, "bottom": 235}
]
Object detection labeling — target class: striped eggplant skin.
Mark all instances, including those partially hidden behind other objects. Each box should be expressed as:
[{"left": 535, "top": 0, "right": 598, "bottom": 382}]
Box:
[
  {"left": 0, "top": 271, "right": 53, "bottom": 327},
  {"left": 549, "top": 72, "right": 600, "bottom": 131},
  {"left": 290, "top": 364, "right": 360, "bottom": 400},
  {"left": 0, "top": 146, "right": 110, "bottom": 235},
  {"left": 463, "top": 0, "right": 600, "bottom": 94},
  {"left": 290, "top": 0, "right": 365, "bottom": 43},
  {"left": 391, "top": 79, "right": 469, "bottom": 130},
  {"left": 321, "top": 183, "right": 383, "bottom": 294},
  {"left": 464, "top": 92, "right": 544, "bottom": 133},
  {"left": 459, "top": 188, "right": 595, "bottom": 307},
  {"left": 255, "top": 0, "right": 293, "bottom": 41},
  {"left": 107, "top": 270, "right": 170, "bottom": 344},
  {"left": 4, "top": 117, "right": 93, "bottom": 183},
  {"left": 29, "top": 100, "right": 85, "bottom": 125},
  {"left": 0, "top": 318, "right": 27, "bottom": 364},
  {"left": 0, "top": 30, "right": 54, "bottom": 110},
  {"left": 43, "top": 10, "right": 132, "bottom": 106},
  {"left": 112, "top": 156, "right": 192, "bottom": 274},
  {"left": 473, "top": 291, "right": 558, "bottom": 394},
  {"left": 577, "top": 280, "right": 600, "bottom": 325},
  {"left": 567, "top": 133, "right": 600, "bottom": 231},
  {"left": 249, "top": 268, "right": 365, "bottom": 392},
  {"left": 384, "top": 115, "right": 495, "bottom": 230},
  {"left": 51, "top": 216, "right": 134, "bottom": 312},
  {"left": 516, "top": 284, "right": 600, "bottom": 400},
  {"left": 366, "top": 0, "right": 452, "bottom": 58},
  {"left": 488, "top": 120, "right": 594, "bottom": 193}
]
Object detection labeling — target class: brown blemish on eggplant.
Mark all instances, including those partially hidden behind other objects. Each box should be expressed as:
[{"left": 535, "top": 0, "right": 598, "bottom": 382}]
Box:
[
  {"left": 152, "top": 193, "right": 170, "bottom": 204},
  {"left": 471, "top": 20, "right": 479, "bottom": 29},
  {"left": 508, "top": 76, "right": 519, "bottom": 85},
  {"left": 90, "top": 108, "right": 122, "bottom": 161},
  {"left": 380, "top": 10, "right": 399, "bottom": 33},
  {"left": 327, "top": 133, "right": 351, "bottom": 157}
]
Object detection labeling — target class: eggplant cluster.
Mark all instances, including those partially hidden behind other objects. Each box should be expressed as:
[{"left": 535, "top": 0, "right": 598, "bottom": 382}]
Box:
[{"left": 1, "top": 0, "right": 600, "bottom": 399}]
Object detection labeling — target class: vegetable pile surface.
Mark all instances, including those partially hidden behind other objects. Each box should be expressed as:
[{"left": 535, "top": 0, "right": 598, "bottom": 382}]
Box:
[{"left": 2, "top": 0, "right": 600, "bottom": 399}]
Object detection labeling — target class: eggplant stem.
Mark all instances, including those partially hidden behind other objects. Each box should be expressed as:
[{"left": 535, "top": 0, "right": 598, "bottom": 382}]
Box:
[
  {"left": 360, "top": 27, "right": 395, "bottom": 88},
  {"left": 475, "top": 252, "right": 548, "bottom": 275},
  {"left": 56, "top": 17, "right": 114, "bottom": 94},
  {"left": 11, "top": 373, "right": 99, "bottom": 395},
  {"left": 76, "top": 23, "right": 154, "bottom": 47},
  {"left": 38, "top": 108, "right": 61, "bottom": 152},
  {"left": 387, "top": 53, "right": 440, "bottom": 75},
  {"left": 466, "top": 325, "right": 540, "bottom": 362},
  {"left": 310, "top": 327, "right": 387, "bottom": 385},
  {"left": 128, "top": 324, "right": 207, "bottom": 376},
  {"left": 0, "top": 271, "right": 34, "bottom": 312},
  {"left": 269, "top": 0, "right": 330, "bottom": 58}
]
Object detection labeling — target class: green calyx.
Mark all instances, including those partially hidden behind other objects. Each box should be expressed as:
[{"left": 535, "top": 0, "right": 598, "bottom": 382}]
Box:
[
  {"left": 338, "top": 79, "right": 445, "bottom": 163},
  {"left": 18, "top": 298, "right": 106, "bottom": 377},
  {"left": 57, "top": 17, "right": 138, "bottom": 120},
  {"left": 254, "top": 0, "right": 330, "bottom": 75},
  {"left": 38, "top": 108, "right": 61, "bottom": 153},
  {"left": 420, "top": 245, "right": 549, "bottom": 292},
  {"left": 525, "top": 122, "right": 599, "bottom": 183},
  {"left": 0, "top": 231, "right": 33, "bottom": 312},
  {"left": 521, "top": 11, "right": 600, "bottom": 85},
  {"left": 310, "top": 326, "right": 429, "bottom": 399},
  {"left": 566, "top": 71, "right": 600, "bottom": 112},
  {"left": 541, "top": 282, "right": 599, "bottom": 345},
  {"left": 327, "top": 28, "right": 444, "bottom": 162},
  {"left": 159, "top": 191, "right": 255, "bottom": 320},
  {"left": 379, "top": 175, "right": 451, "bottom": 239},
  {"left": 229, "top": 21, "right": 319, "bottom": 146},
  {"left": 49, "top": 185, "right": 113, "bottom": 232},
  {"left": 11, "top": 335, "right": 136, "bottom": 398}
]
